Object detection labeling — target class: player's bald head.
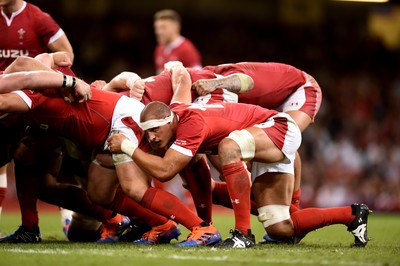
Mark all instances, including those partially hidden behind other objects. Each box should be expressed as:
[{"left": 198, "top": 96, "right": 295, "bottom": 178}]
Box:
[{"left": 140, "top": 101, "right": 171, "bottom": 122}]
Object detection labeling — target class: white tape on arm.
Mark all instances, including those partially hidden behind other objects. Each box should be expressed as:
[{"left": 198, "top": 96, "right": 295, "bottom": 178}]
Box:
[
  {"left": 125, "top": 73, "right": 141, "bottom": 89},
  {"left": 120, "top": 139, "right": 138, "bottom": 157}
]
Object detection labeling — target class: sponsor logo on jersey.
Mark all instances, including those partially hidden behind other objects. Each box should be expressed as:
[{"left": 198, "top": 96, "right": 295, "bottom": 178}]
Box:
[
  {"left": 0, "top": 49, "right": 29, "bottom": 58},
  {"left": 174, "top": 139, "right": 187, "bottom": 146}
]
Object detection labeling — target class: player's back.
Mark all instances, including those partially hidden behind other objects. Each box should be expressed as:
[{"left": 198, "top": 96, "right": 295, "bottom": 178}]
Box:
[
  {"left": 172, "top": 102, "right": 278, "bottom": 154},
  {"left": 19, "top": 87, "right": 122, "bottom": 149}
]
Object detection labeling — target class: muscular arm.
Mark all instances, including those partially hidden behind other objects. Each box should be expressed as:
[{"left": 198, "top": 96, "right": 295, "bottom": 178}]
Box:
[
  {"left": 102, "top": 72, "right": 132, "bottom": 92},
  {"left": 5, "top": 53, "right": 72, "bottom": 74},
  {"left": 35, "top": 52, "right": 73, "bottom": 68},
  {"left": 102, "top": 72, "right": 143, "bottom": 100},
  {"left": 47, "top": 34, "right": 74, "bottom": 65},
  {"left": 0, "top": 71, "right": 63, "bottom": 93},
  {"left": 133, "top": 147, "right": 192, "bottom": 182},
  {"left": 0, "top": 93, "right": 29, "bottom": 113},
  {"left": 0, "top": 71, "right": 91, "bottom": 102},
  {"left": 107, "top": 133, "right": 191, "bottom": 181},
  {"left": 167, "top": 63, "right": 192, "bottom": 104},
  {"left": 4, "top": 56, "right": 53, "bottom": 74}
]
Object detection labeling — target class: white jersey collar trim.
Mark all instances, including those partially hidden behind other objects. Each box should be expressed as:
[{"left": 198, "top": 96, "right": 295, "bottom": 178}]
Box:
[{"left": 1, "top": 1, "right": 27, "bottom": 26}]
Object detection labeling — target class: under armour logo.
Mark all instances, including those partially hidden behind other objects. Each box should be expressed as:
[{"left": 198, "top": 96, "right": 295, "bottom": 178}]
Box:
[
  {"left": 231, "top": 199, "right": 240, "bottom": 204},
  {"left": 170, "top": 215, "right": 176, "bottom": 220}
]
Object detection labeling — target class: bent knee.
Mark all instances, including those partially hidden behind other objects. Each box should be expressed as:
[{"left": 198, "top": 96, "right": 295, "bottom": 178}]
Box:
[
  {"left": 265, "top": 220, "right": 294, "bottom": 239},
  {"left": 258, "top": 204, "right": 293, "bottom": 239},
  {"left": 218, "top": 138, "right": 242, "bottom": 163}
]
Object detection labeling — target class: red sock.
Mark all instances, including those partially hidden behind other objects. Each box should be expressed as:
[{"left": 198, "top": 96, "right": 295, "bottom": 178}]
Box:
[
  {"left": 291, "top": 189, "right": 301, "bottom": 209},
  {"left": 180, "top": 157, "right": 212, "bottom": 223},
  {"left": 290, "top": 204, "right": 300, "bottom": 214},
  {"left": 141, "top": 187, "right": 203, "bottom": 230},
  {"left": 17, "top": 192, "right": 39, "bottom": 230},
  {"left": 14, "top": 166, "right": 40, "bottom": 230},
  {"left": 0, "top": 187, "right": 6, "bottom": 208},
  {"left": 221, "top": 162, "right": 251, "bottom": 235},
  {"left": 107, "top": 188, "right": 168, "bottom": 227},
  {"left": 212, "top": 181, "right": 232, "bottom": 209},
  {"left": 291, "top": 206, "right": 354, "bottom": 237},
  {"left": 213, "top": 181, "right": 258, "bottom": 216}
]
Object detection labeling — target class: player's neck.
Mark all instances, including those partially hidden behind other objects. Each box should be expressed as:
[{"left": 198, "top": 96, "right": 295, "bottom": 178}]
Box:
[
  {"left": 166, "top": 35, "right": 183, "bottom": 47},
  {"left": 1, "top": 0, "right": 23, "bottom": 15}
]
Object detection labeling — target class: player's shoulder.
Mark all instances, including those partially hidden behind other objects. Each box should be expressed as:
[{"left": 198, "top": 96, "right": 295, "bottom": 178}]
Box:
[
  {"left": 25, "top": 2, "right": 53, "bottom": 19},
  {"left": 179, "top": 38, "right": 199, "bottom": 50},
  {"left": 25, "top": 2, "right": 44, "bottom": 14}
]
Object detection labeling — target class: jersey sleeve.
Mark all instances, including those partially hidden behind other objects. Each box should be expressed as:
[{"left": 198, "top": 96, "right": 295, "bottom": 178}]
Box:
[
  {"left": 12, "top": 90, "right": 51, "bottom": 109},
  {"left": 179, "top": 40, "right": 202, "bottom": 69},
  {"left": 171, "top": 112, "right": 205, "bottom": 157},
  {"left": 33, "top": 8, "right": 63, "bottom": 45}
]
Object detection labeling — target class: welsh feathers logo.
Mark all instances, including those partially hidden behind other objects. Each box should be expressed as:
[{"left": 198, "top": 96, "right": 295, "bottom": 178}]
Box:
[{"left": 17, "top": 28, "right": 26, "bottom": 40}]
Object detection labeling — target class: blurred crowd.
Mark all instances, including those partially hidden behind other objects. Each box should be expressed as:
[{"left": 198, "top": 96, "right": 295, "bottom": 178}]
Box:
[
  {"left": 298, "top": 30, "right": 400, "bottom": 212},
  {"left": 300, "top": 69, "right": 400, "bottom": 212}
]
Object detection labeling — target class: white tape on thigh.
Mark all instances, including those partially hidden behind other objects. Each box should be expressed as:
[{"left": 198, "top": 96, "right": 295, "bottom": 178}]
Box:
[
  {"left": 112, "top": 153, "right": 133, "bottom": 165},
  {"left": 257, "top": 205, "right": 290, "bottom": 227},
  {"left": 226, "top": 130, "right": 255, "bottom": 160}
]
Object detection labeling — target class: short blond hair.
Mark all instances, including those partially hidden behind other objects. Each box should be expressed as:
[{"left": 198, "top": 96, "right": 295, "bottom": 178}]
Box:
[{"left": 154, "top": 9, "right": 181, "bottom": 23}]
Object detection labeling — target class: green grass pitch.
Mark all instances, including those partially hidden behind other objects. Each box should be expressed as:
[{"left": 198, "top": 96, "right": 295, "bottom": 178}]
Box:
[{"left": 0, "top": 211, "right": 399, "bottom": 266}]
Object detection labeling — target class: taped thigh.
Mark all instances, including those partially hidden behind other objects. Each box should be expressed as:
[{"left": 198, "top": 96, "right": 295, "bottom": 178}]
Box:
[
  {"left": 225, "top": 129, "right": 255, "bottom": 160},
  {"left": 257, "top": 205, "right": 290, "bottom": 227}
]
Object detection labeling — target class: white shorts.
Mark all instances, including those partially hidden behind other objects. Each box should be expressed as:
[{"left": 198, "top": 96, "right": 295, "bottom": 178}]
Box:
[
  {"left": 251, "top": 113, "right": 301, "bottom": 182},
  {"left": 275, "top": 72, "right": 322, "bottom": 122},
  {"left": 103, "top": 96, "right": 145, "bottom": 162}
]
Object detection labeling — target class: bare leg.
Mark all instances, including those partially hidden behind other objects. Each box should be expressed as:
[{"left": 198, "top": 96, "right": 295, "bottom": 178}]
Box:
[{"left": 252, "top": 172, "right": 295, "bottom": 239}]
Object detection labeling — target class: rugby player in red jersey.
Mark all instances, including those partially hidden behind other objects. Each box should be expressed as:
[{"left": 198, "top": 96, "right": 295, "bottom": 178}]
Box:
[
  {"left": 0, "top": 0, "right": 74, "bottom": 230},
  {"left": 153, "top": 9, "right": 201, "bottom": 74},
  {"left": 0, "top": 0, "right": 74, "bottom": 71}
]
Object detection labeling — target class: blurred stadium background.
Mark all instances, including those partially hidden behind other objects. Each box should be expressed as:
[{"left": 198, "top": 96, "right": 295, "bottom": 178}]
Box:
[{"left": 4, "top": 0, "right": 400, "bottom": 212}]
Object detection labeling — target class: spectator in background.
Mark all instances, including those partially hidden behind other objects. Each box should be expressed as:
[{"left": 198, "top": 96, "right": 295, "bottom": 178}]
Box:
[
  {"left": 153, "top": 9, "right": 202, "bottom": 74},
  {"left": 0, "top": 0, "right": 74, "bottom": 234}
]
